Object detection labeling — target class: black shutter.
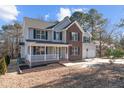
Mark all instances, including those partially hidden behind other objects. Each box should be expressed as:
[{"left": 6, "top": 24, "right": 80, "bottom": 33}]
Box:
[
  {"left": 33, "top": 29, "right": 36, "bottom": 39},
  {"left": 78, "top": 33, "right": 80, "bottom": 41},
  {"left": 60, "top": 32, "right": 62, "bottom": 40},
  {"left": 54, "top": 32, "right": 56, "bottom": 40},
  {"left": 46, "top": 31, "right": 48, "bottom": 40}
]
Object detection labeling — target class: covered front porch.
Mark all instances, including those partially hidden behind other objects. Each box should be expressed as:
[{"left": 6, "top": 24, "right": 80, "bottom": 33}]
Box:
[{"left": 26, "top": 43, "right": 69, "bottom": 67}]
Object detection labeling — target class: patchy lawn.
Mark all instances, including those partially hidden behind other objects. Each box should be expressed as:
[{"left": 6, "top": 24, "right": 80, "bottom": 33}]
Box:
[{"left": 1, "top": 62, "right": 124, "bottom": 88}]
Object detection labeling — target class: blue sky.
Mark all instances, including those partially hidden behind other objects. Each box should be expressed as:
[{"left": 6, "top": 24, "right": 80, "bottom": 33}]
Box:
[{"left": 0, "top": 5, "right": 124, "bottom": 30}]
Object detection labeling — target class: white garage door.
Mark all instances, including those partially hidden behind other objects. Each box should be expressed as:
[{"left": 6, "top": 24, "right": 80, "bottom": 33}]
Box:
[{"left": 83, "top": 43, "right": 96, "bottom": 58}]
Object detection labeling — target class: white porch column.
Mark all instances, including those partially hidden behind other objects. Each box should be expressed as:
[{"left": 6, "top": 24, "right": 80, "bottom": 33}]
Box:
[
  {"left": 55, "top": 47, "right": 56, "bottom": 59},
  {"left": 30, "top": 46, "right": 32, "bottom": 55},
  {"left": 66, "top": 47, "right": 69, "bottom": 60},
  {"left": 29, "top": 45, "right": 32, "bottom": 68},
  {"left": 44, "top": 46, "right": 46, "bottom": 61},
  {"left": 57, "top": 47, "right": 59, "bottom": 60}
]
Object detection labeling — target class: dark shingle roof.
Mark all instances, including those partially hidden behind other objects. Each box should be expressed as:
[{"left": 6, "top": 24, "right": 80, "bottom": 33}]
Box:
[{"left": 45, "top": 22, "right": 59, "bottom": 29}]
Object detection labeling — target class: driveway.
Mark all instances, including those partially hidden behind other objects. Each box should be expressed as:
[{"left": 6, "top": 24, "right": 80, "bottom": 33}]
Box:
[{"left": 60, "top": 58, "right": 124, "bottom": 68}]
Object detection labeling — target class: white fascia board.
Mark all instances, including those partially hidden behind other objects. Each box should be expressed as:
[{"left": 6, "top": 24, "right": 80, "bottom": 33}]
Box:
[{"left": 64, "top": 21, "right": 84, "bottom": 34}]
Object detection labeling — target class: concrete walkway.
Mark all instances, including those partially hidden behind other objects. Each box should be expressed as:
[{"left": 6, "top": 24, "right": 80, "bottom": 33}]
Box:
[{"left": 60, "top": 58, "right": 124, "bottom": 68}]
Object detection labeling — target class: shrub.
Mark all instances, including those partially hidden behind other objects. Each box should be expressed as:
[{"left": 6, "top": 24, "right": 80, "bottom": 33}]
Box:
[
  {"left": 106, "top": 48, "right": 124, "bottom": 58},
  {"left": 0, "top": 58, "right": 7, "bottom": 75},
  {"left": 113, "top": 49, "right": 124, "bottom": 58},
  {"left": 5, "top": 55, "right": 10, "bottom": 67}
]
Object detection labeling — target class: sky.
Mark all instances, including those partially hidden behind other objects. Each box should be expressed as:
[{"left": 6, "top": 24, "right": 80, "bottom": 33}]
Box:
[{"left": 0, "top": 5, "right": 124, "bottom": 30}]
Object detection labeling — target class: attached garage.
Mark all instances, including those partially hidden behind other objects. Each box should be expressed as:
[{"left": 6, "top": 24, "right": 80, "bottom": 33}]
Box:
[{"left": 82, "top": 43, "right": 96, "bottom": 58}]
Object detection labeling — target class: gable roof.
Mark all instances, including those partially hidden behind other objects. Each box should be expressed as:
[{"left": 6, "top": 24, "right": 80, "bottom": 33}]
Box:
[
  {"left": 63, "top": 21, "right": 84, "bottom": 33},
  {"left": 45, "top": 16, "right": 71, "bottom": 30},
  {"left": 45, "top": 22, "right": 59, "bottom": 29}
]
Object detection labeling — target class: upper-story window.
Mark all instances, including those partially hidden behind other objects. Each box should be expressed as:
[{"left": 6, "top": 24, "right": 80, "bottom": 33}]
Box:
[
  {"left": 34, "top": 29, "right": 47, "bottom": 40},
  {"left": 83, "top": 36, "right": 90, "bottom": 43},
  {"left": 71, "top": 32, "right": 79, "bottom": 41},
  {"left": 54, "top": 31, "right": 62, "bottom": 41}
]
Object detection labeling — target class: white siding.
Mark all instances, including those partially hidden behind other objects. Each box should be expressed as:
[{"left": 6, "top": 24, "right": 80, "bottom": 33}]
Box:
[
  {"left": 28, "top": 28, "right": 33, "bottom": 39},
  {"left": 62, "top": 31, "right": 66, "bottom": 42},
  {"left": 48, "top": 31, "right": 53, "bottom": 41}
]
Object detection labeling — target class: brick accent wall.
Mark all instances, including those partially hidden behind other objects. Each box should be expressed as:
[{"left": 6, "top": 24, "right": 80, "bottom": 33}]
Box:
[{"left": 66, "top": 23, "right": 83, "bottom": 61}]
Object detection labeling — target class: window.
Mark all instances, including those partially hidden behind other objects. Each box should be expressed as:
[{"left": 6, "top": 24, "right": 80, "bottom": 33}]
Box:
[
  {"left": 71, "top": 47, "right": 79, "bottom": 56},
  {"left": 41, "top": 31, "right": 46, "bottom": 39},
  {"left": 34, "top": 29, "right": 47, "bottom": 40},
  {"left": 33, "top": 46, "right": 45, "bottom": 55},
  {"left": 35, "top": 30, "right": 40, "bottom": 39},
  {"left": 71, "top": 32, "right": 79, "bottom": 41},
  {"left": 83, "top": 36, "right": 90, "bottom": 43},
  {"left": 54, "top": 32, "right": 62, "bottom": 41}
]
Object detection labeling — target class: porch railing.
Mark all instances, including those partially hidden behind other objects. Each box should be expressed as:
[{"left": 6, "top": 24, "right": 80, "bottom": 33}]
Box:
[{"left": 27, "top": 54, "right": 67, "bottom": 62}]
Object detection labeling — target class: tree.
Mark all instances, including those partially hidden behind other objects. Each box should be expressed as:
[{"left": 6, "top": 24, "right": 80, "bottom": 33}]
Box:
[
  {"left": 70, "top": 11, "right": 91, "bottom": 32},
  {"left": 88, "top": 9, "right": 107, "bottom": 40},
  {"left": 114, "top": 18, "right": 124, "bottom": 49},
  {"left": 1, "top": 21, "right": 22, "bottom": 58}
]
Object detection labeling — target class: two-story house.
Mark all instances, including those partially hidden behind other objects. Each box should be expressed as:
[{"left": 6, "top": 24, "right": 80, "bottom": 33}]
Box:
[{"left": 20, "top": 17, "right": 96, "bottom": 67}]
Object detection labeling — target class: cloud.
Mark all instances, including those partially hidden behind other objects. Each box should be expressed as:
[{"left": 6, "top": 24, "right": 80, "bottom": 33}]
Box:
[
  {"left": 72, "top": 8, "right": 89, "bottom": 13},
  {"left": 44, "top": 14, "right": 49, "bottom": 20},
  {"left": 72, "top": 8, "right": 83, "bottom": 12},
  {"left": 57, "top": 7, "right": 89, "bottom": 21},
  {"left": 0, "top": 5, "right": 20, "bottom": 22},
  {"left": 57, "top": 8, "right": 71, "bottom": 21}
]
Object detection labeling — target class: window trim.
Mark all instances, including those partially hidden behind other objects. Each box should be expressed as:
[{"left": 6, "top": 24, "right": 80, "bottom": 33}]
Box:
[
  {"left": 71, "top": 32, "right": 79, "bottom": 41},
  {"left": 34, "top": 29, "right": 47, "bottom": 40},
  {"left": 71, "top": 47, "right": 79, "bottom": 56},
  {"left": 54, "top": 31, "right": 62, "bottom": 41},
  {"left": 83, "top": 36, "right": 90, "bottom": 43}
]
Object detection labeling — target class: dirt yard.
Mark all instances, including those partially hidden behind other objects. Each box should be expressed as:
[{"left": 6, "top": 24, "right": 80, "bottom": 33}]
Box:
[{"left": 1, "top": 61, "right": 124, "bottom": 88}]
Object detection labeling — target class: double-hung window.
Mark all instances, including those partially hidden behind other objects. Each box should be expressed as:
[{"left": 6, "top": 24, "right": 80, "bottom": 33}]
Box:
[
  {"left": 54, "top": 31, "right": 62, "bottom": 41},
  {"left": 35, "top": 30, "right": 40, "bottom": 39},
  {"left": 71, "top": 47, "right": 79, "bottom": 56},
  {"left": 34, "top": 29, "right": 47, "bottom": 40},
  {"left": 83, "top": 36, "right": 90, "bottom": 43},
  {"left": 71, "top": 32, "right": 79, "bottom": 41},
  {"left": 41, "top": 31, "right": 46, "bottom": 39}
]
